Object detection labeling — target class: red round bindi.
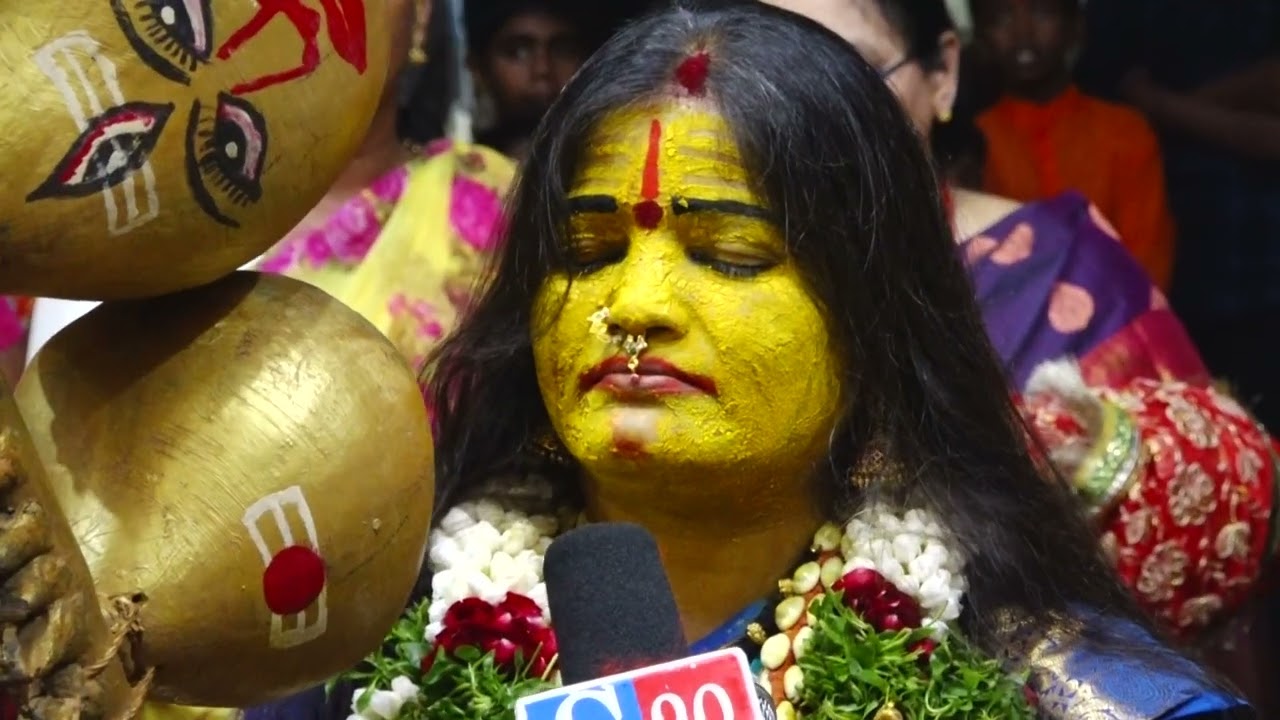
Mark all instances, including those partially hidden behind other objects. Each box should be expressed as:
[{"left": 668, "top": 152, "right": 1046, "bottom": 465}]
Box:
[
  {"left": 262, "top": 545, "right": 326, "bottom": 615},
  {"left": 633, "top": 200, "right": 664, "bottom": 229},
  {"left": 674, "top": 51, "right": 711, "bottom": 96}
]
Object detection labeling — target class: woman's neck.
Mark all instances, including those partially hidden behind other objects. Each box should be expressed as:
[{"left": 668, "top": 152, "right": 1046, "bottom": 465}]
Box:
[
  {"left": 582, "top": 468, "right": 824, "bottom": 642},
  {"left": 949, "top": 187, "right": 1023, "bottom": 242}
]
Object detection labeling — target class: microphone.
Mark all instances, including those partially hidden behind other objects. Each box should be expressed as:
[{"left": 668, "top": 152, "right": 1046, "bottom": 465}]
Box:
[
  {"left": 542, "top": 522, "right": 687, "bottom": 683},
  {"left": 520, "top": 523, "right": 772, "bottom": 720}
]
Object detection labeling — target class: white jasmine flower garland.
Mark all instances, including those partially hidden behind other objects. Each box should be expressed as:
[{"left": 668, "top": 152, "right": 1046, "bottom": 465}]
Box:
[
  {"left": 840, "top": 505, "right": 967, "bottom": 637},
  {"left": 423, "top": 500, "right": 559, "bottom": 641},
  {"left": 344, "top": 498, "right": 1001, "bottom": 720}
]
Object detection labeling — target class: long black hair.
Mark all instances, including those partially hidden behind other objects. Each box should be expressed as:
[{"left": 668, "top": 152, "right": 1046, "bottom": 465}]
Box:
[{"left": 427, "top": 1, "right": 1155, "bottom": 653}]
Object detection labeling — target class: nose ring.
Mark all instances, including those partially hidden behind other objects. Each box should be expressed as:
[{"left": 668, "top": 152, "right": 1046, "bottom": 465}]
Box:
[{"left": 588, "top": 307, "right": 647, "bottom": 372}]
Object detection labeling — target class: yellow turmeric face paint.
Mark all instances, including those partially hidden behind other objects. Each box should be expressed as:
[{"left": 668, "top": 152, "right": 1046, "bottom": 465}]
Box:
[{"left": 531, "top": 101, "right": 843, "bottom": 485}]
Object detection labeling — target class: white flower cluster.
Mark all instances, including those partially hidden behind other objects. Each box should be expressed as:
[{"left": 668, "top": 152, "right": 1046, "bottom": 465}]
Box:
[
  {"left": 349, "top": 677, "right": 421, "bottom": 720},
  {"left": 423, "top": 500, "right": 560, "bottom": 641},
  {"left": 348, "top": 501, "right": 560, "bottom": 720},
  {"left": 840, "top": 503, "right": 968, "bottom": 637}
]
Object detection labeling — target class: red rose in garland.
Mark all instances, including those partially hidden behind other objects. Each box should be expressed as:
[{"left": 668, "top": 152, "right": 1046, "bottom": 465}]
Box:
[
  {"left": 426, "top": 593, "right": 557, "bottom": 676},
  {"left": 834, "top": 568, "right": 924, "bottom": 632}
]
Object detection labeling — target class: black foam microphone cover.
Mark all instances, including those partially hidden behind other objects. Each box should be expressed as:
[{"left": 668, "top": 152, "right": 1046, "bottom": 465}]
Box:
[{"left": 543, "top": 523, "right": 688, "bottom": 685}]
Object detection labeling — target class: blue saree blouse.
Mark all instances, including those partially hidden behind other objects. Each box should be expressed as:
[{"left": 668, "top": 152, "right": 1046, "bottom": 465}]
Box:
[{"left": 1001, "top": 608, "right": 1251, "bottom": 719}]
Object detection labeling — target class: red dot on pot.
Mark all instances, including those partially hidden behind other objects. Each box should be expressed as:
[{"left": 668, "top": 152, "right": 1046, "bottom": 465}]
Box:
[{"left": 262, "top": 545, "right": 326, "bottom": 615}]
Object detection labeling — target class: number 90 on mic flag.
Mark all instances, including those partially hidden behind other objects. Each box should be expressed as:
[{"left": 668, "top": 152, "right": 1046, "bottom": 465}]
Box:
[{"left": 516, "top": 648, "right": 764, "bottom": 720}]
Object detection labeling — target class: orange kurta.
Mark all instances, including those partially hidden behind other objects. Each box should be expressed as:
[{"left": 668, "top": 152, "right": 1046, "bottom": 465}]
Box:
[{"left": 978, "top": 86, "right": 1176, "bottom": 289}]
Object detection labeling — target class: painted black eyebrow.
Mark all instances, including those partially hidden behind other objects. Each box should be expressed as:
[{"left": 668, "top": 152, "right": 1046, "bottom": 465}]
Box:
[
  {"left": 567, "top": 195, "right": 619, "bottom": 213},
  {"left": 672, "top": 197, "right": 773, "bottom": 221}
]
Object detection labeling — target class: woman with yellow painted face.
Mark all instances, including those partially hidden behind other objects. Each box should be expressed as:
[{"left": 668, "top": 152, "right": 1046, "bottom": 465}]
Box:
[{"left": 249, "top": 5, "right": 1248, "bottom": 720}]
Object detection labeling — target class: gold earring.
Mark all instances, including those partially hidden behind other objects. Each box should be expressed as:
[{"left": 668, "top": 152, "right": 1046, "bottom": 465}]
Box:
[
  {"left": 849, "top": 440, "right": 902, "bottom": 490},
  {"left": 528, "top": 430, "right": 573, "bottom": 468},
  {"left": 937, "top": 108, "right": 953, "bottom": 123},
  {"left": 408, "top": 0, "right": 430, "bottom": 65}
]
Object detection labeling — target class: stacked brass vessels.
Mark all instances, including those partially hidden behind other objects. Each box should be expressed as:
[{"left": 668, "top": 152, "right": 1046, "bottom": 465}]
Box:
[{"left": 0, "top": 2, "right": 435, "bottom": 717}]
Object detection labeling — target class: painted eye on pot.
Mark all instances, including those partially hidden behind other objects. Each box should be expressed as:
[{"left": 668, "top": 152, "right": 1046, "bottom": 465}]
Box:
[
  {"left": 183, "top": 92, "right": 269, "bottom": 227},
  {"left": 111, "top": 0, "right": 214, "bottom": 84},
  {"left": 27, "top": 102, "right": 175, "bottom": 201}
]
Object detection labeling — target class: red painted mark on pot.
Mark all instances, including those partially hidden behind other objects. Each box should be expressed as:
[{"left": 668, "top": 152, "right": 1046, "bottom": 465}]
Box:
[
  {"left": 218, "top": 0, "right": 368, "bottom": 95},
  {"left": 262, "top": 545, "right": 326, "bottom": 615}
]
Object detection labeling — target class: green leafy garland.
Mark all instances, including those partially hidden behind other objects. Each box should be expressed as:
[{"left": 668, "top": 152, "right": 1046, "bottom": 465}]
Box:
[{"left": 798, "top": 595, "right": 1033, "bottom": 720}]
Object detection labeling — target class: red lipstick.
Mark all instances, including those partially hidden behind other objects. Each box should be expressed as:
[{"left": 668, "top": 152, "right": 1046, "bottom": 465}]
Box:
[{"left": 579, "top": 357, "right": 718, "bottom": 397}]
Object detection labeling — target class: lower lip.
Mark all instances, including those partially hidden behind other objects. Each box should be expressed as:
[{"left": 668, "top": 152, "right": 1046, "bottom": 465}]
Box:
[{"left": 595, "top": 373, "right": 705, "bottom": 396}]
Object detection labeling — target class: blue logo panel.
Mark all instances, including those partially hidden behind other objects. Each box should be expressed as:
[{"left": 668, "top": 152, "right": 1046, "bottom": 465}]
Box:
[{"left": 521, "top": 679, "right": 643, "bottom": 720}]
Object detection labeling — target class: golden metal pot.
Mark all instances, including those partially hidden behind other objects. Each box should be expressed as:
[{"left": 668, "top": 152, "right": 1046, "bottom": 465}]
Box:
[
  {"left": 0, "top": 0, "right": 389, "bottom": 299},
  {"left": 15, "top": 272, "right": 434, "bottom": 706}
]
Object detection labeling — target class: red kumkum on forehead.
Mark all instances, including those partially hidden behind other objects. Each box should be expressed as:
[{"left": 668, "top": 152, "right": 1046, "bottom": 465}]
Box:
[
  {"left": 632, "top": 119, "right": 664, "bottom": 229},
  {"left": 674, "top": 51, "right": 710, "bottom": 96}
]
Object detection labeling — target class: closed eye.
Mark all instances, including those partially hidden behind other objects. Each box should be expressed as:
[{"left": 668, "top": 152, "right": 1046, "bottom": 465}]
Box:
[
  {"left": 687, "top": 248, "right": 777, "bottom": 278},
  {"left": 567, "top": 240, "right": 627, "bottom": 275}
]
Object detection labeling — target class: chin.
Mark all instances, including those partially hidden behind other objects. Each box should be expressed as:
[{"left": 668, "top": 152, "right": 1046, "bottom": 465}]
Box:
[
  {"left": 562, "top": 409, "right": 762, "bottom": 473},
  {"left": 590, "top": 443, "right": 754, "bottom": 476}
]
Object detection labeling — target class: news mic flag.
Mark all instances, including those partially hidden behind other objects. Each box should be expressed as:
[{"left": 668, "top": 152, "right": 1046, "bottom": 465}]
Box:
[{"left": 517, "top": 648, "right": 764, "bottom": 720}]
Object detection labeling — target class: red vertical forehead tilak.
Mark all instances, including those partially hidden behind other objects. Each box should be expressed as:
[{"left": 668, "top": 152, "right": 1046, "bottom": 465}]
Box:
[
  {"left": 641, "top": 119, "right": 662, "bottom": 200},
  {"left": 633, "top": 119, "right": 664, "bottom": 229}
]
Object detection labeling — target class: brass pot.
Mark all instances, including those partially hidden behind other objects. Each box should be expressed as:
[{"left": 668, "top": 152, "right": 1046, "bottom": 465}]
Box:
[
  {"left": 0, "top": 0, "right": 390, "bottom": 299},
  {"left": 15, "top": 272, "right": 434, "bottom": 706}
]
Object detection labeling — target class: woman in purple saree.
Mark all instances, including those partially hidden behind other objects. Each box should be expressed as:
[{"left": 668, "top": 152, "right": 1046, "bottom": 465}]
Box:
[{"left": 960, "top": 188, "right": 1209, "bottom": 390}]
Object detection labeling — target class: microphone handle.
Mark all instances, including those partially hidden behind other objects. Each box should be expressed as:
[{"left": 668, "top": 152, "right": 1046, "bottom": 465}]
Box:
[{"left": 754, "top": 682, "right": 778, "bottom": 720}]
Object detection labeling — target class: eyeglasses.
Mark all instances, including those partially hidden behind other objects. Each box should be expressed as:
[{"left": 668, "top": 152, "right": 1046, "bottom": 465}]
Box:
[{"left": 879, "top": 56, "right": 915, "bottom": 79}]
